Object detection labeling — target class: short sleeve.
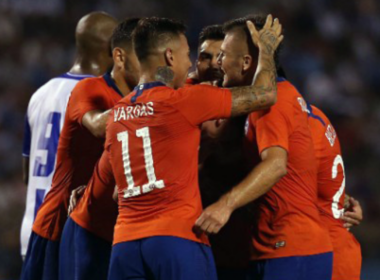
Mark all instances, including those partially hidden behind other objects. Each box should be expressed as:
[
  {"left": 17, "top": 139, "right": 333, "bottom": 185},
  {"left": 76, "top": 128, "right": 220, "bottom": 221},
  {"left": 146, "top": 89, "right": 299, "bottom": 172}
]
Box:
[
  {"left": 69, "top": 79, "right": 110, "bottom": 125},
  {"left": 253, "top": 101, "right": 293, "bottom": 154},
  {"left": 22, "top": 115, "right": 31, "bottom": 157},
  {"left": 171, "top": 84, "right": 232, "bottom": 126}
]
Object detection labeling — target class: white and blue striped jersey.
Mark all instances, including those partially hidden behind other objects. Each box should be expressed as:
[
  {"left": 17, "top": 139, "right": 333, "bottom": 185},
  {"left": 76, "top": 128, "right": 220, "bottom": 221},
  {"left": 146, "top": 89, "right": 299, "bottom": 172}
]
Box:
[{"left": 21, "top": 72, "right": 93, "bottom": 256}]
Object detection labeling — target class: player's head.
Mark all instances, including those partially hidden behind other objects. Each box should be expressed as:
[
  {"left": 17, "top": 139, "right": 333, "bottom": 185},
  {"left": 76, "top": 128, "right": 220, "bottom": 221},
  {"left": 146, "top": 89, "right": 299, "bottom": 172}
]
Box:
[
  {"left": 75, "top": 12, "right": 118, "bottom": 73},
  {"left": 196, "top": 25, "right": 225, "bottom": 83},
  {"left": 220, "top": 14, "right": 282, "bottom": 87},
  {"left": 133, "top": 17, "right": 191, "bottom": 89},
  {"left": 111, "top": 18, "right": 141, "bottom": 89}
]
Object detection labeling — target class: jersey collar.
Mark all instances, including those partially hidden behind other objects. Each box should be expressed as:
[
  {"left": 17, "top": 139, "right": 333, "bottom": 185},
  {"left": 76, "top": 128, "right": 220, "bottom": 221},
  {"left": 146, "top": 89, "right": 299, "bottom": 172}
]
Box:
[
  {"left": 58, "top": 72, "right": 94, "bottom": 81},
  {"left": 307, "top": 103, "right": 326, "bottom": 126},
  {"left": 103, "top": 72, "right": 124, "bottom": 97},
  {"left": 131, "top": 81, "right": 166, "bottom": 103}
]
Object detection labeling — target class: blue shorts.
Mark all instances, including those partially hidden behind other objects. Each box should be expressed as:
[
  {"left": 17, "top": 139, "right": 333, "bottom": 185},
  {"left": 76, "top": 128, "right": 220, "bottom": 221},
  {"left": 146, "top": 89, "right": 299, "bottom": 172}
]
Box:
[
  {"left": 59, "top": 217, "right": 112, "bottom": 280},
  {"left": 248, "top": 252, "right": 333, "bottom": 280},
  {"left": 20, "top": 232, "right": 59, "bottom": 280},
  {"left": 108, "top": 236, "right": 217, "bottom": 280}
]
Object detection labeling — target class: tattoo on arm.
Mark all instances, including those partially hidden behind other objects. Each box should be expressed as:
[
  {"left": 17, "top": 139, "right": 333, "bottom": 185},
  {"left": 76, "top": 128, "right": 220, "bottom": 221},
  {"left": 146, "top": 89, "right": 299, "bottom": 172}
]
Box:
[
  {"left": 155, "top": 66, "right": 174, "bottom": 85},
  {"left": 230, "top": 52, "right": 277, "bottom": 117}
]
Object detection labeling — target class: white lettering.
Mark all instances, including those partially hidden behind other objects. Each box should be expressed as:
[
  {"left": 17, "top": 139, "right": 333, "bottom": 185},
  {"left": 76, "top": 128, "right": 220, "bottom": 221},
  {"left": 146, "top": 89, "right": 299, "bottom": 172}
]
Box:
[{"left": 118, "top": 107, "right": 126, "bottom": 121}]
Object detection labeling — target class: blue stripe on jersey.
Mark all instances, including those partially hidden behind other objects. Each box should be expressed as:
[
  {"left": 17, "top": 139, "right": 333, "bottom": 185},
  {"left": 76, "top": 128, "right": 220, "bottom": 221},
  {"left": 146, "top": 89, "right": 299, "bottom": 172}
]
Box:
[
  {"left": 277, "top": 76, "right": 286, "bottom": 82},
  {"left": 131, "top": 82, "right": 166, "bottom": 103},
  {"left": 103, "top": 72, "right": 124, "bottom": 97},
  {"left": 307, "top": 103, "right": 326, "bottom": 126},
  {"left": 22, "top": 115, "right": 31, "bottom": 157},
  {"left": 58, "top": 72, "right": 94, "bottom": 81}
]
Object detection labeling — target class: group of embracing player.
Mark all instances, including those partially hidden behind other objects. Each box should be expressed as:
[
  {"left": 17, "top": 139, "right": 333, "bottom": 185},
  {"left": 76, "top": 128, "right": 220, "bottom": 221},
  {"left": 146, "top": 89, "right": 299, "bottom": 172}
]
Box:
[{"left": 20, "top": 10, "right": 363, "bottom": 280}]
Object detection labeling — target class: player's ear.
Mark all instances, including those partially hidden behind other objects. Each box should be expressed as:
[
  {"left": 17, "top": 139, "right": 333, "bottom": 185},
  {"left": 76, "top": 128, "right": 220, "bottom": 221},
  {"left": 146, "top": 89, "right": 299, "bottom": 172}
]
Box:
[
  {"left": 113, "top": 47, "right": 125, "bottom": 67},
  {"left": 242, "top": 54, "right": 253, "bottom": 72},
  {"left": 164, "top": 48, "right": 174, "bottom": 67}
]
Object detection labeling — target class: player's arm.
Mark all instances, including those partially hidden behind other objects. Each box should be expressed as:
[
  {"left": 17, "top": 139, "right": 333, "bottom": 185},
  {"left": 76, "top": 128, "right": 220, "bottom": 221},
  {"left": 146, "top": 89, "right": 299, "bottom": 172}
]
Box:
[
  {"left": 82, "top": 109, "right": 111, "bottom": 138},
  {"left": 195, "top": 146, "right": 287, "bottom": 234},
  {"left": 229, "top": 15, "right": 283, "bottom": 117},
  {"left": 22, "top": 157, "right": 29, "bottom": 185}
]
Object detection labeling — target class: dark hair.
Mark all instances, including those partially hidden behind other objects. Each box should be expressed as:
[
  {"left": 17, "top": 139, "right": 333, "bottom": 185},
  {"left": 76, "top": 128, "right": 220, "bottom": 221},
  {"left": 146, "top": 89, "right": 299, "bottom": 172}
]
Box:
[
  {"left": 223, "top": 14, "right": 283, "bottom": 71},
  {"left": 111, "top": 18, "right": 141, "bottom": 50},
  {"left": 198, "top": 24, "right": 225, "bottom": 48},
  {"left": 132, "top": 17, "right": 186, "bottom": 62}
]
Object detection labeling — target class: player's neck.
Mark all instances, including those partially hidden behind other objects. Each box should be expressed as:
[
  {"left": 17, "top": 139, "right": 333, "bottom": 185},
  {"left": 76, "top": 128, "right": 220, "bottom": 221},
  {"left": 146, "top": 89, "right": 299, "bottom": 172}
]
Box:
[
  {"left": 138, "top": 62, "right": 175, "bottom": 88},
  {"left": 111, "top": 69, "right": 132, "bottom": 96},
  {"left": 69, "top": 56, "right": 108, "bottom": 77}
]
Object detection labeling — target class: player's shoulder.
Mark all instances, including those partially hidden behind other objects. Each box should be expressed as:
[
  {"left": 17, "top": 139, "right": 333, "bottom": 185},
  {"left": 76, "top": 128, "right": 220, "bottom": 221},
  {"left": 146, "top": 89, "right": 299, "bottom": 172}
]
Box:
[
  {"left": 277, "top": 79, "right": 302, "bottom": 99},
  {"left": 70, "top": 76, "right": 107, "bottom": 98},
  {"left": 310, "top": 105, "right": 330, "bottom": 123},
  {"left": 73, "top": 75, "right": 105, "bottom": 89},
  {"left": 28, "top": 76, "right": 77, "bottom": 106},
  {"left": 309, "top": 105, "right": 339, "bottom": 148}
]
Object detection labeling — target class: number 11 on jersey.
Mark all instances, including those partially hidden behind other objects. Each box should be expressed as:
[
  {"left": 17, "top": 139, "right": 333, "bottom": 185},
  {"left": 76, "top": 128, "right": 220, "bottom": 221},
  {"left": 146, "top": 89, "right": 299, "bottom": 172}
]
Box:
[{"left": 117, "top": 127, "right": 165, "bottom": 198}]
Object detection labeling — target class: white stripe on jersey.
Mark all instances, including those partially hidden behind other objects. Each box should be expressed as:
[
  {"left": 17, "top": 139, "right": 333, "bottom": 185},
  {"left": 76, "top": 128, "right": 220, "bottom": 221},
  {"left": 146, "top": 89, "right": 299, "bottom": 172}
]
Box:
[{"left": 20, "top": 73, "right": 92, "bottom": 257}]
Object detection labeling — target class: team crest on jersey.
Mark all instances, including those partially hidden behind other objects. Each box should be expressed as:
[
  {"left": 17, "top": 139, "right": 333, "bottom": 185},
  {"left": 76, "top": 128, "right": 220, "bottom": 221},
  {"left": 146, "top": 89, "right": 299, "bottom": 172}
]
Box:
[
  {"left": 325, "top": 124, "right": 337, "bottom": 147},
  {"left": 297, "top": 97, "right": 310, "bottom": 114}
]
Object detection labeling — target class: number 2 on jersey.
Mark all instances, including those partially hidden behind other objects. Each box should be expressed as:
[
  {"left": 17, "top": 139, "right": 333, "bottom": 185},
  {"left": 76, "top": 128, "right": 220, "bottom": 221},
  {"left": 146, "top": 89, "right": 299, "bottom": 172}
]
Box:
[
  {"left": 331, "top": 154, "right": 345, "bottom": 219},
  {"left": 117, "top": 127, "right": 165, "bottom": 198}
]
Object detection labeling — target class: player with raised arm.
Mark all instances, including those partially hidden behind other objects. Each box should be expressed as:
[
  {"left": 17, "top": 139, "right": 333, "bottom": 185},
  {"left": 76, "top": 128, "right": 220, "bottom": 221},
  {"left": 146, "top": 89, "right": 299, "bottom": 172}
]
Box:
[
  {"left": 308, "top": 104, "right": 362, "bottom": 280},
  {"left": 20, "top": 12, "right": 116, "bottom": 260},
  {"left": 58, "top": 18, "right": 141, "bottom": 280},
  {"left": 20, "top": 13, "right": 121, "bottom": 280},
  {"left": 195, "top": 15, "right": 333, "bottom": 280},
  {"left": 105, "top": 15, "right": 282, "bottom": 280}
]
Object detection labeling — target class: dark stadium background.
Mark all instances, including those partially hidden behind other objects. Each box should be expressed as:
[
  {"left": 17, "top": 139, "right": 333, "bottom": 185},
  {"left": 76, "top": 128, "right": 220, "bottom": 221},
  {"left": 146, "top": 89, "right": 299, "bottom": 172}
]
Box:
[{"left": 0, "top": 0, "right": 379, "bottom": 279}]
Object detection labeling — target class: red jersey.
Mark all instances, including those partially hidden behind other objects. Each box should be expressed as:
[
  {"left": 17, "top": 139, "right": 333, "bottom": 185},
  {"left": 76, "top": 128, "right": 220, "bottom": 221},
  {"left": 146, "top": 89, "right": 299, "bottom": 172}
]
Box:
[
  {"left": 308, "top": 105, "right": 361, "bottom": 280},
  {"left": 106, "top": 82, "right": 232, "bottom": 245},
  {"left": 33, "top": 73, "right": 123, "bottom": 240},
  {"left": 70, "top": 150, "right": 117, "bottom": 242},
  {"left": 245, "top": 79, "right": 332, "bottom": 259}
]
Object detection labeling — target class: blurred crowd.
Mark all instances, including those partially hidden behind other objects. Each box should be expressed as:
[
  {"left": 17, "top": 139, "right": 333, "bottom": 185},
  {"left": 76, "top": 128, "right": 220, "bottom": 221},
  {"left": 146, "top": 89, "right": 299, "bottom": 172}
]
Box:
[{"left": 0, "top": 0, "right": 379, "bottom": 278}]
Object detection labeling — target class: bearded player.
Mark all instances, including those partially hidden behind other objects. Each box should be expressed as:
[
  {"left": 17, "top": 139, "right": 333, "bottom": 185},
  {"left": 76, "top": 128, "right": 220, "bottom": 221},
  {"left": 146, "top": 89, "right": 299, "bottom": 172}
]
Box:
[
  {"left": 195, "top": 15, "right": 333, "bottom": 280},
  {"left": 105, "top": 15, "right": 282, "bottom": 280},
  {"left": 187, "top": 24, "right": 224, "bottom": 85},
  {"left": 58, "top": 18, "right": 141, "bottom": 280},
  {"left": 20, "top": 14, "right": 130, "bottom": 280},
  {"left": 20, "top": 11, "right": 116, "bottom": 260}
]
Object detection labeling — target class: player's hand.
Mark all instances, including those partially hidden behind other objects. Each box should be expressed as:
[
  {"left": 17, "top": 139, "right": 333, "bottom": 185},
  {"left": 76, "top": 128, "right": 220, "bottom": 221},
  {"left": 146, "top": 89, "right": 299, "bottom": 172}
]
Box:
[
  {"left": 247, "top": 14, "right": 284, "bottom": 55},
  {"left": 194, "top": 197, "right": 233, "bottom": 235},
  {"left": 68, "top": 185, "right": 87, "bottom": 215},
  {"left": 341, "top": 197, "right": 363, "bottom": 229}
]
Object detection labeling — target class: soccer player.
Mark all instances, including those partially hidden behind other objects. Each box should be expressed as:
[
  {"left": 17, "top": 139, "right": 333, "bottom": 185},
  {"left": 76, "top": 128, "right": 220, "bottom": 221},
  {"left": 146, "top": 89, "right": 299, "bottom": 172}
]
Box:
[
  {"left": 187, "top": 24, "right": 225, "bottom": 85},
  {"left": 59, "top": 18, "right": 141, "bottom": 280},
  {"left": 106, "top": 15, "right": 282, "bottom": 280},
  {"left": 195, "top": 15, "right": 334, "bottom": 280},
  {"left": 308, "top": 104, "right": 362, "bottom": 280},
  {"left": 20, "top": 11, "right": 116, "bottom": 260},
  {"left": 20, "top": 13, "right": 122, "bottom": 280}
]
